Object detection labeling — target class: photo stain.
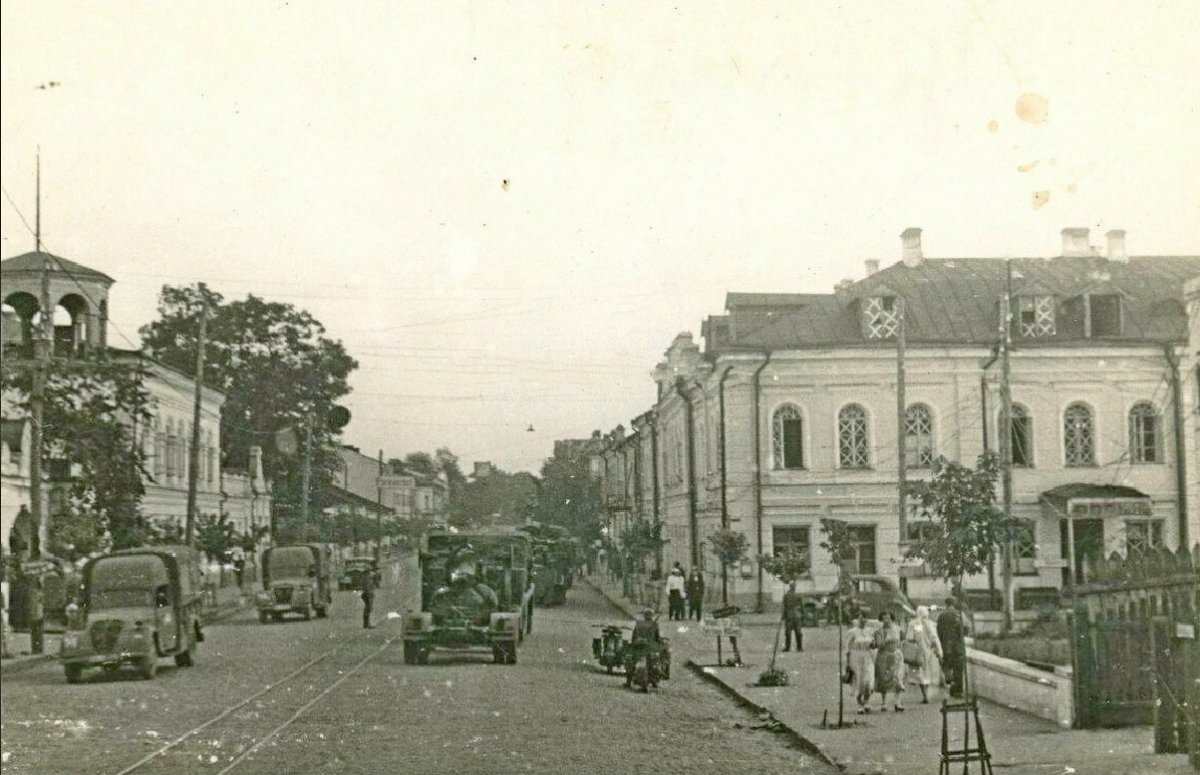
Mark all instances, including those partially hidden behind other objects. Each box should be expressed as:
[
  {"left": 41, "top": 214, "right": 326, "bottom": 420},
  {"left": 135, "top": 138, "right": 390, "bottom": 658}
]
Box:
[
  {"left": 501, "top": 179, "right": 510, "bottom": 191},
  {"left": 1017, "top": 160, "right": 1040, "bottom": 173},
  {"left": 987, "top": 119, "right": 999, "bottom": 133},
  {"left": 1015, "top": 92, "right": 1049, "bottom": 124},
  {"left": 1032, "top": 190, "right": 1051, "bottom": 209}
]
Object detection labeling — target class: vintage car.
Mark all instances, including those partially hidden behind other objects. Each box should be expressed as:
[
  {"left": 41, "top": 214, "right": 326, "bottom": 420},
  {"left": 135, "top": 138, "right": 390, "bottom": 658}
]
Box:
[
  {"left": 817, "top": 574, "right": 916, "bottom": 623},
  {"left": 256, "top": 544, "right": 334, "bottom": 622},
  {"left": 338, "top": 557, "right": 380, "bottom": 591},
  {"left": 58, "top": 545, "right": 206, "bottom": 682}
]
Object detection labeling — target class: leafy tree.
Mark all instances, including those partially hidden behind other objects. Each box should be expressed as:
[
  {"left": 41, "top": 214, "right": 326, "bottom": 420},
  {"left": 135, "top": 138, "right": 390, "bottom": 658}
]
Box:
[
  {"left": 139, "top": 285, "right": 358, "bottom": 526},
  {"left": 707, "top": 528, "right": 748, "bottom": 603},
  {"left": 196, "top": 513, "right": 238, "bottom": 561},
  {"left": 531, "top": 453, "right": 602, "bottom": 544},
  {"left": 435, "top": 447, "right": 466, "bottom": 492},
  {"left": 759, "top": 543, "right": 811, "bottom": 584},
  {"left": 819, "top": 517, "right": 858, "bottom": 728},
  {"left": 447, "top": 468, "right": 538, "bottom": 529},
  {"left": 2, "top": 358, "right": 153, "bottom": 553},
  {"left": 903, "top": 453, "right": 1007, "bottom": 603}
]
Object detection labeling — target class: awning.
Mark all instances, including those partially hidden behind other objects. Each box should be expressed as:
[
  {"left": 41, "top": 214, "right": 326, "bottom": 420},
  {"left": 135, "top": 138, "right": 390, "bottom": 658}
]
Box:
[{"left": 1040, "top": 483, "right": 1152, "bottom": 517}]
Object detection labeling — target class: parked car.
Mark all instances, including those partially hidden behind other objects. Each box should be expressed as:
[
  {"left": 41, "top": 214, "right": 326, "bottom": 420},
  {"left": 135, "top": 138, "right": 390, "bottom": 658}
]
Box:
[
  {"left": 816, "top": 574, "right": 916, "bottom": 624},
  {"left": 338, "top": 557, "right": 380, "bottom": 591}
]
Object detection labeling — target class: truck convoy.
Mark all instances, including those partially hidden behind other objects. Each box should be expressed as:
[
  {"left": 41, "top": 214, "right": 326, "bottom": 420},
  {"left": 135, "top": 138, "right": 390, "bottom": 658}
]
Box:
[
  {"left": 402, "top": 528, "right": 534, "bottom": 665},
  {"left": 256, "top": 543, "right": 334, "bottom": 623},
  {"left": 58, "top": 545, "right": 206, "bottom": 682}
]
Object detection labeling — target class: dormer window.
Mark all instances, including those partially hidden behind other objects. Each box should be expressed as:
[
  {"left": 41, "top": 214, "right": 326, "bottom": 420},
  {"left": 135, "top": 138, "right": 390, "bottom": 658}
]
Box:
[
  {"left": 864, "top": 295, "right": 900, "bottom": 339},
  {"left": 1089, "top": 294, "right": 1122, "bottom": 337},
  {"left": 1017, "top": 295, "right": 1055, "bottom": 337}
]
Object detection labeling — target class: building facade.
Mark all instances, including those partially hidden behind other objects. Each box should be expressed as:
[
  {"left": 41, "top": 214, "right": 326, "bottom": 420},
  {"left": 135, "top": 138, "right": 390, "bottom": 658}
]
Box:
[{"left": 593, "top": 228, "right": 1200, "bottom": 612}]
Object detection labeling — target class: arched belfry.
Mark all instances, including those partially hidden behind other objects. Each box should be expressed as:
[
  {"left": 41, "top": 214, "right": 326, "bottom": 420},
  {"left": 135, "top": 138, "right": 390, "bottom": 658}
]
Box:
[{"left": 0, "top": 252, "right": 114, "bottom": 357}]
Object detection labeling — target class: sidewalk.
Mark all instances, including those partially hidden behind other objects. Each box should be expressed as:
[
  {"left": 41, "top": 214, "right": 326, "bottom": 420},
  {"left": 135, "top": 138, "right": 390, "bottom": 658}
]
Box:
[
  {"left": 0, "top": 581, "right": 256, "bottom": 675},
  {"left": 588, "top": 575, "right": 1194, "bottom": 775}
]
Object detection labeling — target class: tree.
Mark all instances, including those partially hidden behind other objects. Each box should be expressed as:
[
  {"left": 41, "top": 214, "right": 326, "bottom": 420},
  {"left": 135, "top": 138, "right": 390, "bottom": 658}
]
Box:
[
  {"left": 531, "top": 453, "right": 602, "bottom": 544},
  {"left": 819, "top": 517, "right": 858, "bottom": 728},
  {"left": 435, "top": 447, "right": 466, "bottom": 492},
  {"left": 447, "top": 467, "right": 538, "bottom": 529},
  {"left": 904, "top": 453, "right": 1007, "bottom": 606},
  {"left": 707, "top": 528, "right": 748, "bottom": 604},
  {"left": 139, "top": 285, "right": 358, "bottom": 528},
  {"left": 196, "top": 513, "right": 238, "bottom": 562},
  {"left": 2, "top": 357, "right": 153, "bottom": 553}
]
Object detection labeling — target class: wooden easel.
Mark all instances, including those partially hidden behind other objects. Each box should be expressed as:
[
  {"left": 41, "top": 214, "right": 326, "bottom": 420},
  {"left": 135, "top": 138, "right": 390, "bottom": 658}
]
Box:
[{"left": 939, "top": 699, "right": 993, "bottom": 775}]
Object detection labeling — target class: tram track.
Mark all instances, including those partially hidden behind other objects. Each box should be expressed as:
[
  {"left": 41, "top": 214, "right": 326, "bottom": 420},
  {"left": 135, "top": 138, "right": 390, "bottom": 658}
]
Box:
[{"left": 111, "top": 627, "right": 400, "bottom": 775}]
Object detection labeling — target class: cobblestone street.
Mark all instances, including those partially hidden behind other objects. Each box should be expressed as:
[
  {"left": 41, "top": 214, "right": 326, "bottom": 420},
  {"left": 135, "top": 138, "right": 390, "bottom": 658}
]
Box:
[{"left": 1, "top": 559, "right": 834, "bottom": 775}]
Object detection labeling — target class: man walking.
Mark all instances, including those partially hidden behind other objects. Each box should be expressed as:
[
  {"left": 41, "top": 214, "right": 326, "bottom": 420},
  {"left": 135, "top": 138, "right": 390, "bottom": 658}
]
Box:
[
  {"left": 936, "top": 597, "right": 967, "bottom": 697},
  {"left": 665, "top": 567, "right": 686, "bottom": 621},
  {"left": 781, "top": 580, "right": 804, "bottom": 652},
  {"left": 360, "top": 571, "right": 375, "bottom": 629}
]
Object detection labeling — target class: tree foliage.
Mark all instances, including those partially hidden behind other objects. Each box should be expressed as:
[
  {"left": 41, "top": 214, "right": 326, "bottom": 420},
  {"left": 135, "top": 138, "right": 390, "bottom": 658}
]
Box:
[
  {"left": 531, "top": 453, "right": 602, "bottom": 543},
  {"left": 196, "top": 513, "right": 238, "bottom": 561},
  {"left": 2, "top": 358, "right": 153, "bottom": 553},
  {"left": 903, "top": 453, "right": 1007, "bottom": 589},
  {"left": 707, "top": 528, "right": 749, "bottom": 570},
  {"left": 619, "top": 518, "right": 665, "bottom": 565},
  {"left": 139, "top": 284, "right": 358, "bottom": 524},
  {"left": 447, "top": 468, "right": 538, "bottom": 529},
  {"left": 759, "top": 543, "right": 811, "bottom": 584}
]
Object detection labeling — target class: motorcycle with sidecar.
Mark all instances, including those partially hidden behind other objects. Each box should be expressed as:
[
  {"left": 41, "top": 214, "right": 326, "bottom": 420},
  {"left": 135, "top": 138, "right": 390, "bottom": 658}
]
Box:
[
  {"left": 591, "top": 624, "right": 629, "bottom": 673},
  {"left": 624, "top": 636, "right": 671, "bottom": 691}
]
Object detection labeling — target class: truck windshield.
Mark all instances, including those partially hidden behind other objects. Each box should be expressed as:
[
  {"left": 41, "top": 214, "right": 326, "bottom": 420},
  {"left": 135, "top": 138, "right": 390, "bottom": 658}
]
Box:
[
  {"left": 270, "top": 548, "right": 315, "bottom": 579},
  {"left": 90, "top": 589, "right": 155, "bottom": 610}
]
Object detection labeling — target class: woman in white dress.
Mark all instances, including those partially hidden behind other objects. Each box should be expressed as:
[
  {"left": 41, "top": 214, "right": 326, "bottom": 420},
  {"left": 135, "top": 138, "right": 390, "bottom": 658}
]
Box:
[
  {"left": 904, "top": 605, "right": 943, "bottom": 704},
  {"left": 845, "top": 613, "right": 877, "bottom": 714}
]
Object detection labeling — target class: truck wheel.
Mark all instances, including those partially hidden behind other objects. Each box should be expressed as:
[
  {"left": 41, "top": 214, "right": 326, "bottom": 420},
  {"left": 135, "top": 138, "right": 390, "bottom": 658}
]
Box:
[
  {"left": 403, "top": 642, "right": 419, "bottom": 665},
  {"left": 174, "top": 633, "right": 196, "bottom": 667},
  {"left": 505, "top": 643, "right": 518, "bottom": 665},
  {"left": 302, "top": 603, "right": 313, "bottom": 621},
  {"left": 138, "top": 656, "right": 158, "bottom": 680},
  {"left": 259, "top": 611, "right": 270, "bottom": 624},
  {"left": 316, "top": 606, "right": 327, "bottom": 619},
  {"left": 492, "top": 645, "right": 504, "bottom": 664},
  {"left": 64, "top": 664, "right": 83, "bottom": 684},
  {"left": 417, "top": 649, "right": 430, "bottom": 665}
]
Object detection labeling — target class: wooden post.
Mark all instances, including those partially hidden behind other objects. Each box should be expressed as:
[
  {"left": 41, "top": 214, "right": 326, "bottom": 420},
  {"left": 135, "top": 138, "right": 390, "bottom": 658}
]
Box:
[{"left": 185, "top": 284, "right": 208, "bottom": 545}]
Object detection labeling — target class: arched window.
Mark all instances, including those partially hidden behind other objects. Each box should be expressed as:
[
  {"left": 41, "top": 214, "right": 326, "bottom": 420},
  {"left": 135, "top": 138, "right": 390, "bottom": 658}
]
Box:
[
  {"left": 838, "top": 404, "right": 870, "bottom": 469},
  {"left": 1063, "top": 402, "right": 1095, "bottom": 467},
  {"left": 905, "top": 403, "right": 934, "bottom": 468},
  {"left": 1128, "top": 402, "right": 1160, "bottom": 463},
  {"left": 772, "top": 404, "right": 804, "bottom": 470}
]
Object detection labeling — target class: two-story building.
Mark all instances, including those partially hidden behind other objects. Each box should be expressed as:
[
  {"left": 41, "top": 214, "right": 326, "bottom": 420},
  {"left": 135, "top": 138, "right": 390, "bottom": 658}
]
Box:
[{"left": 593, "top": 227, "right": 1200, "bottom": 613}]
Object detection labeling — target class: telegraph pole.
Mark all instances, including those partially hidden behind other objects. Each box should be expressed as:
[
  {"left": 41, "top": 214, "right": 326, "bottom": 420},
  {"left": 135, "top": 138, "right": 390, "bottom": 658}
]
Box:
[
  {"left": 376, "top": 450, "right": 384, "bottom": 562},
  {"left": 184, "top": 284, "right": 208, "bottom": 544},
  {"left": 300, "top": 423, "right": 313, "bottom": 526},
  {"left": 28, "top": 151, "right": 51, "bottom": 560},
  {"left": 999, "top": 261, "right": 1016, "bottom": 633},
  {"left": 895, "top": 298, "right": 908, "bottom": 592}
]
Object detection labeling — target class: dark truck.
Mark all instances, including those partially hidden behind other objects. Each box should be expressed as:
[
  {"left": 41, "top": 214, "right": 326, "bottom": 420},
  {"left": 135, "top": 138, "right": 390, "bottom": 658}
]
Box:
[
  {"left": 256, "top": 543, "right": 334, "bottom": 622},
  {"left": 58, "top": 545, "right": 206, "bottom": 682},
  {"left": 520, "top": 522, "right": 574, "bottom": 606},
  {"left": 402, "top": 529, "right": 534, "bottom": 665}
]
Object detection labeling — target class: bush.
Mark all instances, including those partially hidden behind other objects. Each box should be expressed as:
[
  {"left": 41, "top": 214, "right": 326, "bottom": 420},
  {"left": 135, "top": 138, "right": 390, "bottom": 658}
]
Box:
[{"left": 756, "top": 667, "right": 789, "bottom": 686}]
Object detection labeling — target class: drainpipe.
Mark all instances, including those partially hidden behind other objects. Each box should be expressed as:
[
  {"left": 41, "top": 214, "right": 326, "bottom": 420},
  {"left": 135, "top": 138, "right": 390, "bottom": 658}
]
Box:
[
  {"left": 751, "top": 351, "right": 773, "bottom": 613},
  {"left": 678, "top": 379, "right": 701, "bottom": 568},
  {"left": 979, "top": 346, "right": 999, "bottom": 454},
  {"left": 1165, "top": 344, "right": 1189, "bottom": 547},
  {"left": 650, "top": 414, "right": 661, "bottom": 574},
  {"left": 718, "top": 365, "right": 734, "bottom": 603}
]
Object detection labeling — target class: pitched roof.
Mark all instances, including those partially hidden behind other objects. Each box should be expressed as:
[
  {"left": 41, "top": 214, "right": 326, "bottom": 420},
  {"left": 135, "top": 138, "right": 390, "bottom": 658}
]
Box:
[
  {"left": 0, "top": 251, "right": 115, "bottom": 284},
  {"left": 714, "top": 255, "right": 1200, "bottom": 351}
]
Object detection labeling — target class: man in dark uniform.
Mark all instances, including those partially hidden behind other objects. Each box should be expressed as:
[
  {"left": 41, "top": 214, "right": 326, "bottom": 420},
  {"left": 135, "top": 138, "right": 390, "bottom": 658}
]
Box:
[
  {"left": 936, "top": 597, "right": 967, "bottom": 697},
  {"left": 360, "top": 570, "right": 375, "bottom": 629},
  {"left": 625, "top": 608, "right": 662, "bottom": 689},
  {"left": 781, "top": 581, "right": 804, "bottom": 652}
]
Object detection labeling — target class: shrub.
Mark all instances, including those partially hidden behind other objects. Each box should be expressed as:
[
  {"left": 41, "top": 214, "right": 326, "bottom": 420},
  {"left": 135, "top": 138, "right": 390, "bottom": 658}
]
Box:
[{"left": 756, "top": 667, "right": 789, "bottom": 686}]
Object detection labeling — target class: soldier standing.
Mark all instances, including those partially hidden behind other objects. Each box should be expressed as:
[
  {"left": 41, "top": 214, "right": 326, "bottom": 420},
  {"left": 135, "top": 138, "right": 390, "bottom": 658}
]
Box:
[
  {"left": 781, "top": 581, "right": 804, "bottom": 652},
  {"left": 360, "top": 571, "right": 375, "bottom": 629}
]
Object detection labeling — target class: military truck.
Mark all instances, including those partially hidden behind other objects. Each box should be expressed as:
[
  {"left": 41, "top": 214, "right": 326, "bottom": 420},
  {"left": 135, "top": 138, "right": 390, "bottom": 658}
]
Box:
[
  {"left": 520, "top": 522, "right": 574, "bottom": 606},
  {"left": 256, "top": 543, "right": 334, "bottom": 622},
  {"left": 59, "top": 545, "right": 205, "bottom": 682},
  {"left": 402, "top": 529, "right": 534, "bottom": 665}
]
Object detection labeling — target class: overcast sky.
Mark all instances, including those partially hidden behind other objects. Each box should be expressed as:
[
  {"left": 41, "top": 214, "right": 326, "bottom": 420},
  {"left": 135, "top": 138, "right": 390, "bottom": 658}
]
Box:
[{"left": 2, "top": 1, "right": 1198, "bottom": 473}]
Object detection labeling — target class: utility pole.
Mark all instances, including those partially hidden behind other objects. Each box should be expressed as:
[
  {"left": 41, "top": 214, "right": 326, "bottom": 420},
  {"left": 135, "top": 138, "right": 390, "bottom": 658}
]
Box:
[
  {"left": 376, "top": 449, "right": 384, "bottom": 562},
  {"left": 895, "top": 298, "right": 908, "bottom": 593},
  {"left": 28, "top": 151, "right": 50, "bottom": 561},
  {"left": 999, "top": 261, "right": 1016, "bottom": 633},
  {"left": 184, "top": 284, "right": 208, "bottom": 544},
  {"left": 300, "top": 423, "right": 313, "bottom": 527}
]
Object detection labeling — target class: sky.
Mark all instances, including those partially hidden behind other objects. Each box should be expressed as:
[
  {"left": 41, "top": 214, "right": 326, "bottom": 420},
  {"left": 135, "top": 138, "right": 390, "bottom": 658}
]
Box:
[{"left": 2, "top": 1, "right": 1198, "bottom": 473}]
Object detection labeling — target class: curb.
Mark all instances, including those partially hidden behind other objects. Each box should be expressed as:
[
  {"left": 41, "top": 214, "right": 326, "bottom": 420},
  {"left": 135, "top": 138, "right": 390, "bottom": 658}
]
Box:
[
  {"left": 684, "top": 659, "right": 842, "bottom": 772},
  {"left": 0, "top": 652, "right": 56, "bottom": 675}
]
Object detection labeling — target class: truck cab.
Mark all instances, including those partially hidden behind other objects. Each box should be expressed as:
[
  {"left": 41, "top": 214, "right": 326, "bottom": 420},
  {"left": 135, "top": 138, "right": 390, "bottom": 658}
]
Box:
[
  {"left": 58, "top": 545, "right": 205, "bottom": 682},
  {"left": 256, "top": 544, "right": 333, "bottom": 623}
]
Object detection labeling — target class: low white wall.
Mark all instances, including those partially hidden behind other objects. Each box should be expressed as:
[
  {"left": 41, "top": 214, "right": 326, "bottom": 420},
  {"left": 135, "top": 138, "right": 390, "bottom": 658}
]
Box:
[{"left": 966, "top": 646, "right": 1073, "bottom": 728}]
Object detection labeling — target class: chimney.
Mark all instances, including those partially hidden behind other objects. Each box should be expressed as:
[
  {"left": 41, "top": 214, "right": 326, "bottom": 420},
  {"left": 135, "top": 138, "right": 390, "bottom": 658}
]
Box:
[
  {"left": 834, "top": 278, "right": 855, "bottom": 293},
  {"left": 1060, "top": 227, "right": 1093, "bottom": 257},
  {"left": 1106, "top": 229, "right": 1127, "bottom": 262},
  {"left": 901, "top": 227, "right": 923, "bottom": 267},
  {"left": 864, "top": 258, "right": 881, "bottom": 277}
]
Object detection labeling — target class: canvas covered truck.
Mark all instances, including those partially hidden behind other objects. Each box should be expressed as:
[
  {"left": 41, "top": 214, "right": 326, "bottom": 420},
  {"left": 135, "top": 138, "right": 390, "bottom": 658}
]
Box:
[
  {"left": 58, "top": 545, "right": 205, "bottom": 682},
  {"left": 520, "top": 522, "right": 574, "bottom": 606},
  {"left": 256, "top": 543, "right": 334, "bottom": 622},
  {"left": 402, "top": 529, "right": 534, "bottom": 665}
]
